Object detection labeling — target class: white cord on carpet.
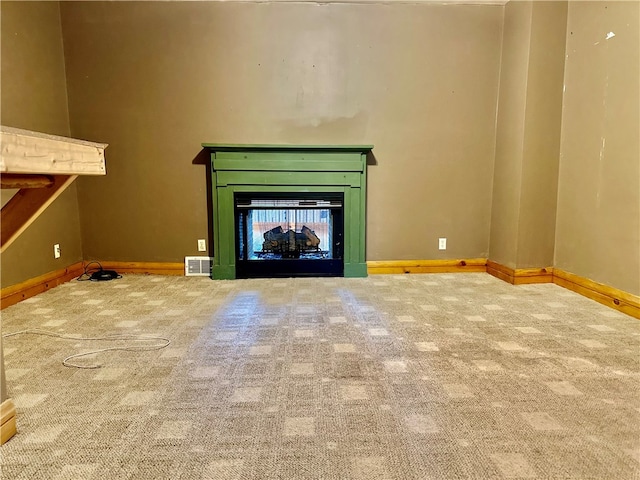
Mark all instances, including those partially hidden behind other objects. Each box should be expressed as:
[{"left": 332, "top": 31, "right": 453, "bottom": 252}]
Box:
[{"left": 2, "top": 329, "right": 171, "bottom": 369}]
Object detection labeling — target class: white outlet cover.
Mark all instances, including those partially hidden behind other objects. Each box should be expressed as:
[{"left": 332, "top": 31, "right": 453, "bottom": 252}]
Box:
[
  {"left": 197, "top": 239, "right": 207, "bottom": 252},
  {"left": 53, "top": 244, "right": 61, "bottom": 258},
  {"left": 438, "top": 238, "right": 447, "bottom": 250}
]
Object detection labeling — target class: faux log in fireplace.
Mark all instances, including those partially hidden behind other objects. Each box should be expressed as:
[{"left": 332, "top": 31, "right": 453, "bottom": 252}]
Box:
[{"left": 203, "top": 144, "right": 373, "bottom": 279}]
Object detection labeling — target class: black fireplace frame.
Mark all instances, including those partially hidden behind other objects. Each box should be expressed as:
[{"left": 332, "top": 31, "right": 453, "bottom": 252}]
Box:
[{"left": 234, "top": 191, "right": 344, "bottom": 278}]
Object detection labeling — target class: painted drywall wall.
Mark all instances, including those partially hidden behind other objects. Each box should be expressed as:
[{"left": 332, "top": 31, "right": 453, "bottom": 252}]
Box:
[
  {"left": 489, "top": 1, "right": 566, "bottom": 270},
  {"left": 556, "top": 1, "right": 640, "bottom": 295},
  {"left": 489, "top": 1, "right": 532, "bottom": 269},
  {"left": 516, "top": 2, "right": 566, "bottom": 268},
  {"left": 0, "top": 1, "right": 83, "bottom": 288},
  {"left": 60, "top": 1, "right": 503, "bottom": 263}
]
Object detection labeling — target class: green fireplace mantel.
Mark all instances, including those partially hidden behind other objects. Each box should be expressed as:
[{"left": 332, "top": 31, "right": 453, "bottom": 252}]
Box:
[{"left": 203, "top": 144, "right": 373, "bottom": 279}]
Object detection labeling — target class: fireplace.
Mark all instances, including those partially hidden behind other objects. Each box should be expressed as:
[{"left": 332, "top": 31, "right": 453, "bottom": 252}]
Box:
[
  {"left": 235, "top": 192, "right": 344, "bottom": 278},
  {"left": 203, "top": 144, "right": 372, "bottom": 279}
]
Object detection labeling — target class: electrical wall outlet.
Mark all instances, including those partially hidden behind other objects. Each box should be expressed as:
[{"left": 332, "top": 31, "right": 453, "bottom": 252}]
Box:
[
  {"left": 438, "top": 238, "right": 447, "bottom": 250},
  {"left": 197, "top": 239, "right": 207, "bottom": 252},
  {"left": 53, "top": 243, "right": 61, "bottom": 258}
]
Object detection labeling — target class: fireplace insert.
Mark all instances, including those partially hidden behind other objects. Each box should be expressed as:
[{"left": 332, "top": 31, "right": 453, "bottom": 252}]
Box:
[{"left": 235, "top": 192, "right": 344, "bottom": 278}]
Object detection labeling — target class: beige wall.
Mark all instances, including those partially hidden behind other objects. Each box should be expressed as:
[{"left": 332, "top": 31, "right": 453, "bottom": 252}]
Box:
[
  {"left": 516, "top": 2, "right": 566, "bottom": 268},
  {"left": 489, "top": 1, "right": 532, "bottom": 269},
  {"left": 3, "top": 1, "right": 636, "bottom": 297},
  {"left": 0, "top": 1, "right": 83, "bottom": 288},
  {"left": 489, "top": 1, "right": 566, "bottom": 269},
  {"left": 60, "top": 1, "right": 503, "bottom": 263},
  {"left": 556, "top": 1, "right": 640, "bottom": 295}
]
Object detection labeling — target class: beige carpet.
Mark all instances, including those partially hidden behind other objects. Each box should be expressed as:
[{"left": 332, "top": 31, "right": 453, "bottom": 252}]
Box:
[{"left": 1, "top": 273, "right": 639, "bottom": 479}]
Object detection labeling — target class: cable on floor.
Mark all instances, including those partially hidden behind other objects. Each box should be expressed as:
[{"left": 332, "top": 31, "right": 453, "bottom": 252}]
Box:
[
  {"left": 2, "top": 329, "right": 171, "bottom": 369},
  {"left": 76, "top": 261, "right": 122, "bottom": 282}
]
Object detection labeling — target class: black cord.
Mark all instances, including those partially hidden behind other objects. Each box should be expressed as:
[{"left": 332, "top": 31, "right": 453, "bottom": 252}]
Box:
[{"left": 76, "top": 261, "right": 104, "bottom": 281}]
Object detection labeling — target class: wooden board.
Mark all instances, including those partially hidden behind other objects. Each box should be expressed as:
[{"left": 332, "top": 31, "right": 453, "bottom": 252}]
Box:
[
  {"left": 0, "top": 174, "right": 54, "bottom": 189},
  {"left": 367, "top": 258, "right": 487, "bottom": 274},
  {"left": 486, "top": 260, "right": 554, "bottom": 285},
  {"left": 553, "top": 269, "right": 640, "bottom": 319},
  {"left": 96, "top": 261, "right": 185, "bottom": 276},
  {"left": 0, "top": 175, "right": 77, "bottom": 253},
  {"left": 1, "top": 126, "right": 107, "bottom": 175},
  {"left": 0, "top": 261, "right": 85, "bottom": 310},
  {"left": 0, "top": 399, "right": 16, "bottom": 445}
]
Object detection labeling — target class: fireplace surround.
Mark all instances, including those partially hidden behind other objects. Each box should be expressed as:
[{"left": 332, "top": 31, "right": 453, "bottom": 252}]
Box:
[{"left": 203, "top": 144, "right": 373, "bottom": 279}]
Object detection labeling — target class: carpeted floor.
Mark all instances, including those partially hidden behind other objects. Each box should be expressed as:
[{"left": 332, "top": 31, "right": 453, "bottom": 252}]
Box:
[{"left": 1, "top": 273, "right": 639, "bottom": 479}]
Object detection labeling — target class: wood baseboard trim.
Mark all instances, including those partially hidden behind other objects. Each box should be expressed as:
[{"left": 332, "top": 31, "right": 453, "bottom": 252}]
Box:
[
  {"left": 0, "top": 261, "right": 84, "bottom": 310},
  {"left": 3, "top": 259, "right": 635, "bottom": 318},
  {"left": 553, "top": 269, "right": 640, "bottom": 319},
  {"left": 95, "top": 261, "right": 185, "bottom": 276},
  {"left": 486, "top": 260, "right": 513, "bottom": 283},
  {"left": 1, "top": 399, "right": 17, "bottom": 445},
  {"left": 487, "top": 260, "right": 638, "bottom": 319},
  {"left": 367, "top": 258, "right": 487, "bottom": 275},
  {"left": 0, "top": 261, "right": 185, "bottom": 309},
  {"left": 486, "top": 260, "right": 554, "bottom": 285}
]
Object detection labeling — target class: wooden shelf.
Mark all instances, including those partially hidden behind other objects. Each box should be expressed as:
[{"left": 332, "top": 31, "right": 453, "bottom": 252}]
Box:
[
  {"left": 0, "top": 126, "right": 108, "bottom": 254},
  {"left": 1, "top": 126, "right": 107, "bottom": 176}
]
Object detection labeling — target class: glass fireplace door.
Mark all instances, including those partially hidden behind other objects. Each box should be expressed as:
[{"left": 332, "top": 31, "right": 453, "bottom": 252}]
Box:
[{"left": 235, "top": 193, "right": 344, "bottom": 278}]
